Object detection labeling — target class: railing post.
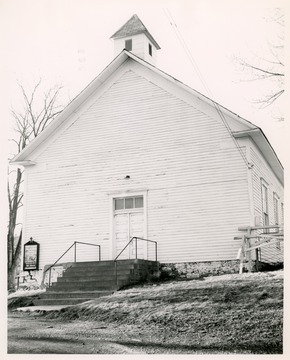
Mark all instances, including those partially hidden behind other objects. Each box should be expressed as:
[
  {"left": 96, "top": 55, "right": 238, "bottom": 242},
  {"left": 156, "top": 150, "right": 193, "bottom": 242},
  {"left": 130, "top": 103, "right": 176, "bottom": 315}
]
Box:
[
  {"left": 99, "top": 246, "right": 101, "bottom": 261},
  {"left": 48, "top": 267, "right": 52, "bottom": 288},
  {"left": 155, "top": 242, "right": 157, "bottom": 262},
  {"left": 115, "top": 260, "right": 118, "bottom": 288},
  {"left": 135, "top": 237, "right": 138, "bottom": 259},
  {"left": 74, "top": 242, "right": 76, "bottom": 262}
]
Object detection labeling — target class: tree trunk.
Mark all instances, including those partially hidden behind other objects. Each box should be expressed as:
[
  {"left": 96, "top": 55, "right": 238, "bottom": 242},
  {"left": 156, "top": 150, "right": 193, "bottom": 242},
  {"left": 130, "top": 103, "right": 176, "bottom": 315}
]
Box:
[
  {"left": 8, "top": 232, "right": 22, "bottom": 292},
  {"left": 8, "top": 168, "right": 23, "bottom": 291}
]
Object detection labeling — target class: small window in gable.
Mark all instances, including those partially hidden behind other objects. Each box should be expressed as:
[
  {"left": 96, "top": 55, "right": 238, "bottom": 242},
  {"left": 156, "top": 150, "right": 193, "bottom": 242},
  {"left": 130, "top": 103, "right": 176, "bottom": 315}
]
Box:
[
  {"left": 125, "top": 39, "right": 132, "bottom": 51},
  {"left": 149, "top": 43, "right": 152, "bottom": 56}
]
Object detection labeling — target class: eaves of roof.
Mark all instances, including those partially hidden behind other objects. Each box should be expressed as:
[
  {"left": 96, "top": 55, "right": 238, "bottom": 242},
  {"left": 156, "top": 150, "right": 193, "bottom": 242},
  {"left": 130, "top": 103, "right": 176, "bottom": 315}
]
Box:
[{"left": 233, "top": 128, "right": 284, "bottom": 185}]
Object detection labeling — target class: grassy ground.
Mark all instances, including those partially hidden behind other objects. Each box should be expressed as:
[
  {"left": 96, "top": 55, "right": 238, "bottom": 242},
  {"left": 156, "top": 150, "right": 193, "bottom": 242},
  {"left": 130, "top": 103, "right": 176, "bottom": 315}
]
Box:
[{"left": 9, "top": 270, "right": 283, "bottom": 354}]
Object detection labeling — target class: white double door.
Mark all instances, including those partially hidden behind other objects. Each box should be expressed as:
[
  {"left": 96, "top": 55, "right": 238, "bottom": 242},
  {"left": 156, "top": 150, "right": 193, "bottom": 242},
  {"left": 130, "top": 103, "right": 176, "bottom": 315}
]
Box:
[{"left": 114, "top": 211, "right": 146, "bottom": 259}]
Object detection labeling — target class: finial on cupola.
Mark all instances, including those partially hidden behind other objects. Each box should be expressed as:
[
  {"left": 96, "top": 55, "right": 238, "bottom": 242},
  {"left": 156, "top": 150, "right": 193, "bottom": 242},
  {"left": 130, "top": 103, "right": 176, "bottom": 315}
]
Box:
[{"left": 110, "top": 14, "right": 161, "bottom": 65}]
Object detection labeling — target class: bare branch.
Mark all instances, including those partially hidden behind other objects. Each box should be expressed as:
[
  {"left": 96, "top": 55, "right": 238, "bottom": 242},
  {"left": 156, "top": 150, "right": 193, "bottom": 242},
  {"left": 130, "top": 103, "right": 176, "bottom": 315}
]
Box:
[
  {"left": 7, "top": 79, "right": 66, "bottom": 288},
  {"left": 17, "top": 194, "right": 24, "bottom": 208},
  {"left": 261, "top": 90, "right": 284, "bottom": 107},
  {"left": 234, "top": 9, "right": 284, "bottom": 116},
  {"left": 239, "top": 60, "right": 284, "bottom": 79}
]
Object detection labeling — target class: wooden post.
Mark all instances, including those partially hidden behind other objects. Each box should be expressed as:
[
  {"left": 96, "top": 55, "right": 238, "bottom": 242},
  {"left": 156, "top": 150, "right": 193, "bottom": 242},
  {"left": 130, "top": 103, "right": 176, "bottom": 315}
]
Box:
[
  {"left": 255, "top": 248, "right": 260, "bottom": 271},
  {"left": 239, "top": 235, "right": 245, "bottom": 274},
  {"left": 246, "top": 228, "right": 252, "bottom": 272}
]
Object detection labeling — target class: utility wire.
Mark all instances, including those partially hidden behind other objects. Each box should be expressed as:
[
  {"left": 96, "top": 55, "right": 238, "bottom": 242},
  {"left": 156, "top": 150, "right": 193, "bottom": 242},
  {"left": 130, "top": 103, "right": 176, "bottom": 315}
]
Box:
[{"left": 163, "top": 8, "right": 252, "bottom": 169}]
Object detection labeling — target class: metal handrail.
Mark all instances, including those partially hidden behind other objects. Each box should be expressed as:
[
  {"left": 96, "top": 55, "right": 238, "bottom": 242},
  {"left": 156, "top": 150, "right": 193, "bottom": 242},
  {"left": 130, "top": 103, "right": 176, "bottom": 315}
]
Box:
[
  {"left": 114, "top": 236, "right": 158, "bottom": 288},
  {"left": 114, "top": 237, "right": 157, "bottom": 262},
  {"left": 44, "top": 241, "right": 101, "bottom": 287}
]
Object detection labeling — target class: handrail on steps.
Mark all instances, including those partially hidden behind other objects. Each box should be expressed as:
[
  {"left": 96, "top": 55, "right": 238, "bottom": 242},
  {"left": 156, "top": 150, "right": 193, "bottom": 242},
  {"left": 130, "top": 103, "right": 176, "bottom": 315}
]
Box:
[
  {"left": 113, "top": 236, "right": 158, "bottom": 288},
  {"left": 44, "top": 241, "right": 101, "bottom": 287}
]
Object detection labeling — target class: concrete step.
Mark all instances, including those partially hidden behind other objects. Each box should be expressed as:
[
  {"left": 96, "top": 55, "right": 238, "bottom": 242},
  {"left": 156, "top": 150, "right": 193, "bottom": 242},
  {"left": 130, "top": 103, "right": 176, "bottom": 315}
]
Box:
[
  {"left": 40, "top": 291, "right": 113, "bottom": 299},
  {"left": 45, "top": 259, "right": 159, "bottom": 293},
  {"left": 66, "top": 265, "right": 137, "bottom": 274},
  {"left": 55, "top": 277, "right": 119, "bottom": 285},
  {"left": 47, "top": 282, "right": 118, "bottom": 292},
  {"left": 64, "top": 267, "right": 134, "bottom": 276},
  {"left": 70, "top": 260, "right": 137, "bottom": 267},
  {"left": 56, "top": 274, "right": 135, "bottom": 283},
  {"left": 34, "top": 298, "right": 95, "bottom": 306},
  {"left": 38, "top": 259, "right": 159, "bottom": 306}
]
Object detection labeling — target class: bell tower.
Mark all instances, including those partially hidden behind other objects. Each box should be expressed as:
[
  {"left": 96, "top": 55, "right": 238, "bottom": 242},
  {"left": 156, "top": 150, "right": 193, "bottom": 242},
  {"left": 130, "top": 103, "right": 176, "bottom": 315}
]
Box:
[{"left": 110, "top": 14, "right": 161, "bottom": 66}]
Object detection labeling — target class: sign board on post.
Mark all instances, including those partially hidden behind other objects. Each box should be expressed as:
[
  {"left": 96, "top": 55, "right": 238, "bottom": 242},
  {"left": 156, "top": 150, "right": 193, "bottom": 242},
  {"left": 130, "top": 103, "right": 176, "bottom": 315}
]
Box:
[{"left": 23, "top": 238, "right": 40, "bottom": 271}]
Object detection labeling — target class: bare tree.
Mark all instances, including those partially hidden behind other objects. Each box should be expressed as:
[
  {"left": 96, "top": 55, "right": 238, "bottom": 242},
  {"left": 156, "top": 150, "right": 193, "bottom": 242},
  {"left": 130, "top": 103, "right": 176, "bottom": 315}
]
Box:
[
  {"left": 235, "top": 9, "right": 284, "bottom": 120},
  {"left": 8, "top": 79, "right": 64, "bottom": 291}
]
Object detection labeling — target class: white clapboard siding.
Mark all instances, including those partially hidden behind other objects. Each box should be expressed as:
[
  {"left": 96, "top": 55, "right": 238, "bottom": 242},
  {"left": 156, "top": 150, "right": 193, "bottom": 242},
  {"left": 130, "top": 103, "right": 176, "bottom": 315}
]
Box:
[
  {"left": 259, "top": 242, "right": 284, "bottom": 264},
  {"left": 250, "top": 142, "right": 283, "bottom": 224},
  {"left": 249, "top": 141, "right": 283, "bottom": 264},
  {"left": 24, "top": 68, "right": 251, "bottom": 269}
]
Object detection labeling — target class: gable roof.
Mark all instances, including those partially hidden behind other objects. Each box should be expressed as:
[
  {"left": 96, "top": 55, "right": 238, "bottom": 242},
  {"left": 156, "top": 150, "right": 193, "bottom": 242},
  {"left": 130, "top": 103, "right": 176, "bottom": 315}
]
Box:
[
  {"left": 10, "top": 49, "right": 283, "bottom": 184},
  {"left": 111, "top": 14, "right": 161, "bottom": 49}
]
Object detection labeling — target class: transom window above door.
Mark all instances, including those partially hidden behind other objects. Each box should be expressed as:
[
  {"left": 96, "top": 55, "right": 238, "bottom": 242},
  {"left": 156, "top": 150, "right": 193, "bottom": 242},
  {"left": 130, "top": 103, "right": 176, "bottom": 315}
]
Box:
[{"left": 114, "top": 196, "right": 143, "bottom": 211}]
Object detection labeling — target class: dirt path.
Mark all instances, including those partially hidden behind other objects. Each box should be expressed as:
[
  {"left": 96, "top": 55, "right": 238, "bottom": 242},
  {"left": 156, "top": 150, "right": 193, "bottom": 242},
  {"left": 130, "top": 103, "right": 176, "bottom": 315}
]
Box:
[{"left": 8, "top": 312, "right": 147, "bottom": 354}]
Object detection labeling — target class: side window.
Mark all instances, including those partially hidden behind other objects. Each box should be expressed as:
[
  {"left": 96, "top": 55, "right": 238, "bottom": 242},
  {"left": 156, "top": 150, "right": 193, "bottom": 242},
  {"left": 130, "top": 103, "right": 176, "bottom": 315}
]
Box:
[
  {"left": 261, "top": 181, "right": 269, "bottom": 227},
  {"left": 273, "top": 193, "right": 279, "bottom": 225},
  {"left": 273, "top": 193, "right": 280, "bottom": 249},
  {"left": 125, "top": 39, "right": 132, "bottom": 51},
  {"left": 281, "top": 203, "right": 284, "bottom": 224}
]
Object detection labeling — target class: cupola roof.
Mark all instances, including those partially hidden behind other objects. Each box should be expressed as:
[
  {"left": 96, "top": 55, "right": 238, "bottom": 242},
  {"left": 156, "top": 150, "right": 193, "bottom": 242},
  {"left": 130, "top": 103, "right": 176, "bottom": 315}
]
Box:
[{"left": 111, "top": 14, "right": 161, "bottom": 50}]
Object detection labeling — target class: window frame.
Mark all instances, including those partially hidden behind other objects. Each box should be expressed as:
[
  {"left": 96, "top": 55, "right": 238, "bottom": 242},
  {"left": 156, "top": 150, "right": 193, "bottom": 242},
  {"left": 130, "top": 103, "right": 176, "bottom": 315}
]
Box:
[
  {"left": 113, "top": 196, "right": 144, "bottom": 213},
  {"left": 281, "top": 203, "right": 284, "bottom": 225},
  {"left": 261, "top": 179, "right": 269, "bottom": 228},
  {"left": 273, "top": 192, "right": 279, "bottom": 225}
]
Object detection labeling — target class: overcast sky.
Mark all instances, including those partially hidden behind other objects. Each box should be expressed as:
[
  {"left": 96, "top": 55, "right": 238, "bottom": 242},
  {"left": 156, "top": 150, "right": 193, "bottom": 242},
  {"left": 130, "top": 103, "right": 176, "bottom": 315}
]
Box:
[{"left": 0, "top": 0, "right": 286, "bottom": 164}]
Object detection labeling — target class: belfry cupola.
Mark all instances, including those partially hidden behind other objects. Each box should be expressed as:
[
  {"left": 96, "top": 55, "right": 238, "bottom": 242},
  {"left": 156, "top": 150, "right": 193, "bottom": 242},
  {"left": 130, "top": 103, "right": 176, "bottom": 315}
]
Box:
[{"left": 110, "top": 14, "right": 161, "bottom": 66}]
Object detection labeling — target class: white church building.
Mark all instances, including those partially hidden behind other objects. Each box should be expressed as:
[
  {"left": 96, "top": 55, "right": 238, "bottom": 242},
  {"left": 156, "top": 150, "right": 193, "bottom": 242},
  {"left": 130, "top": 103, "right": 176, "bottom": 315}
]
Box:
[{"left": 11, "top": 15, "right": 284, "bottom": 282}]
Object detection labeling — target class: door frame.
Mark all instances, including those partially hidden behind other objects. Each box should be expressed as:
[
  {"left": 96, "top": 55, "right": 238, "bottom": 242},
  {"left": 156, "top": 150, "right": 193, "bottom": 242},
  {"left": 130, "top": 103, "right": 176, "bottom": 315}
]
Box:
[{"left": 109, "top": 190, "right": 148, "bottom": 259}]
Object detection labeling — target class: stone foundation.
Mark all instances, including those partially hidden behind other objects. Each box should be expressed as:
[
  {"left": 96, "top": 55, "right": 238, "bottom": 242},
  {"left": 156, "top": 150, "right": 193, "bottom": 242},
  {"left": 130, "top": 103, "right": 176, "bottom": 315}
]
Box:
[{"left": 160, "top": 260, "right": 241, "bottom": 279}]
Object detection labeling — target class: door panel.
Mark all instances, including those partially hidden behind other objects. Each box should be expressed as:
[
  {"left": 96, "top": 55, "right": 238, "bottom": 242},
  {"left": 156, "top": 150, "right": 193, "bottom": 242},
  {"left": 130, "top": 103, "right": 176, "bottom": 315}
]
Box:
[
  {"left": 114, "top": 211, "right": 145, "bottom": 259},
  {"left": 130, "top": 213, "right": 145, "bottom": 259},
  {"left": 114, "top": 214, "right": 129, "bottom": 259}
]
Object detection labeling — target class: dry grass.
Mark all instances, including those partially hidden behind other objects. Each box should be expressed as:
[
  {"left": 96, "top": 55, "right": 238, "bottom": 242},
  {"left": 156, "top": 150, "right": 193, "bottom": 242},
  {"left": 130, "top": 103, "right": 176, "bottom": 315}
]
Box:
[{"left": 43, "top": 270, "right": 283, "bottom": 354}]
